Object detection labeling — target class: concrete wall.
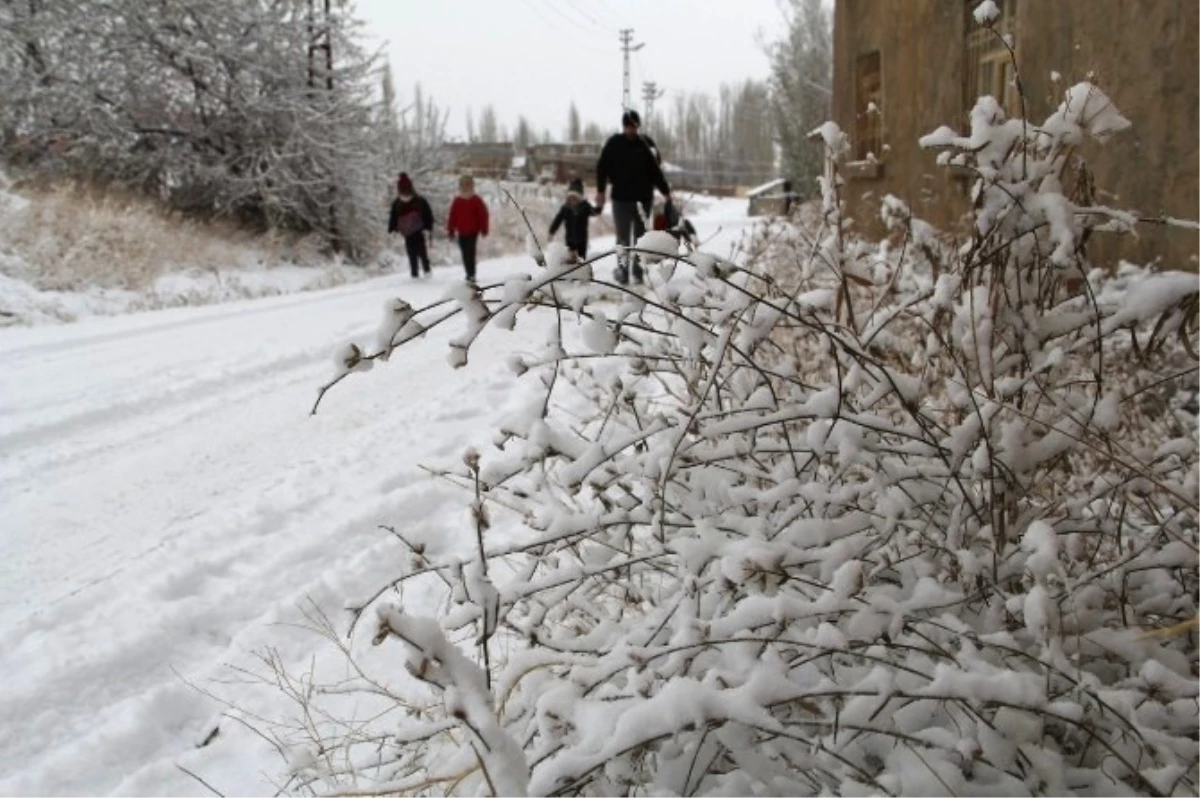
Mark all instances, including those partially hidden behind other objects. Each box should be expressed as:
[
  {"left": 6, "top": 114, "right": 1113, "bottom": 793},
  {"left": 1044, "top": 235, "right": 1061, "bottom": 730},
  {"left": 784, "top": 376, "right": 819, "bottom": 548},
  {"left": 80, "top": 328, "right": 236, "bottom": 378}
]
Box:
[{"left": 832, "top": 0, "right": 1198, "bottom": 269}]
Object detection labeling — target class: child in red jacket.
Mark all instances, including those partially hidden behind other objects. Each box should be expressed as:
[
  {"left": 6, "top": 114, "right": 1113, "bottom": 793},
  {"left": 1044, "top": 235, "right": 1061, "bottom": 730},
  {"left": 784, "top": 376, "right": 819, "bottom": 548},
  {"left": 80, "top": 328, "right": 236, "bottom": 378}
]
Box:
[{"left": 447, "top": 176, "right": 489, "bottom": 282}]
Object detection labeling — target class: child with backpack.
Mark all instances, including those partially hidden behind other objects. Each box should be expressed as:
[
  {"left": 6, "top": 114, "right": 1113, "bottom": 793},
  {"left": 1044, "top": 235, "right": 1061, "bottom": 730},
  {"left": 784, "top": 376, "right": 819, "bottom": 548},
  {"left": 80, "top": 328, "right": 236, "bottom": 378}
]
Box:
[
  {"left": 446, "top": 175, "right": 490, "bottom": 282},
  {"left": 548, "top": 178, "right": 601, "bottom": 261},
  {"left": 387, "top": 172, "right": 435, "bottom": 278}
]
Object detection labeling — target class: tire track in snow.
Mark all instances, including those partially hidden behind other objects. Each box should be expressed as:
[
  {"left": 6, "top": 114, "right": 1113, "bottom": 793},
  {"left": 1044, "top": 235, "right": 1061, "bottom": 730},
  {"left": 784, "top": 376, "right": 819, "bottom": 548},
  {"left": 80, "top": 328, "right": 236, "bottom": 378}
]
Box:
[
  {"left": 0, "top": 328, "right": 533, "bottom": 796},
  {"left": 0, "top": 348, "right": 326, "bottom": 462}
]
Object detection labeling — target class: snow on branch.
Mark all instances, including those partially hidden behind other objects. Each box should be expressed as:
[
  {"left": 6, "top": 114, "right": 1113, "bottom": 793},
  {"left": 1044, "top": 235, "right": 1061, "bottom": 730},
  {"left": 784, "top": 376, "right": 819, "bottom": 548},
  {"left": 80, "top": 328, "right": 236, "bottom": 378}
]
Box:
[{"left": 244, "top": 68, "right": 1197, "bottom": 798}]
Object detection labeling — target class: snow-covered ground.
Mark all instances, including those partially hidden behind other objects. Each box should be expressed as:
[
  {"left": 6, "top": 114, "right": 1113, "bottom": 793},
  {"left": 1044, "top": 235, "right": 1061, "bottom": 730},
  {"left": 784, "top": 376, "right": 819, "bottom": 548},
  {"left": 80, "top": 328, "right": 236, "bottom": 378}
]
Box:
[
  {"left": 0, "top": 198, "right": 754, "bottom": 795},
  {"left": 0, "top": 263, "right": 371, "bottom": 327}
]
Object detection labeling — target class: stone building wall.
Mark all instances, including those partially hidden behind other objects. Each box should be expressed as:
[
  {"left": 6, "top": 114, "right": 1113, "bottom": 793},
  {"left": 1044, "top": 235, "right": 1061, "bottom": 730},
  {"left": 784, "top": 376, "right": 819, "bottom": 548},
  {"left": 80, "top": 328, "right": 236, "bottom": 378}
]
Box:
[{"left": 832, "top": 0, "right": 1198, "bottom": 269}]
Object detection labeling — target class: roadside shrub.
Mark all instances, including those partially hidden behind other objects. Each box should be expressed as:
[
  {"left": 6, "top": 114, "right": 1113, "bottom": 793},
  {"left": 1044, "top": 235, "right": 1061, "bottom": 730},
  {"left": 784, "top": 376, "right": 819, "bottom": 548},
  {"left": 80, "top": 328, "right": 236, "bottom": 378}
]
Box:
[{"left": 241, "top": 73, "right": 1198, "bottom": 797}]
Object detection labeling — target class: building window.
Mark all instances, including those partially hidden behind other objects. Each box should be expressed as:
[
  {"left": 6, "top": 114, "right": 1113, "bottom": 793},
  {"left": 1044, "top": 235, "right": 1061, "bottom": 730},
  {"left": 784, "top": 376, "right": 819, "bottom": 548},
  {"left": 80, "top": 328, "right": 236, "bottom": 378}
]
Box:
[
  {"left": 854, "top": 50, "right": 883, "bottom": 161},
  {"left": 965, "top": 0, "right": 1019, "bottom": 116}
]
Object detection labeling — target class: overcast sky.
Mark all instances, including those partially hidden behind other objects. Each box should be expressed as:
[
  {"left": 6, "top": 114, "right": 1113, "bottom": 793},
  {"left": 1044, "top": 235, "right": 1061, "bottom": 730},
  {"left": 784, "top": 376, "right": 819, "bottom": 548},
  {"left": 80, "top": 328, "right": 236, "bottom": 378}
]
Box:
[{"left": 353, "top": 0, "right": 784, "bottom": 141}]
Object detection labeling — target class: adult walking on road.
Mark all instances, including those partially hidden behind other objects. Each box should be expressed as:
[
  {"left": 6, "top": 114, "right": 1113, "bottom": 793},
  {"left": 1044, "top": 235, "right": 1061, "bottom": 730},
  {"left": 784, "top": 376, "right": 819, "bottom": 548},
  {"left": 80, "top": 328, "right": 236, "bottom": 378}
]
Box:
[{"left": 594, "top": 109, "right": 672, "bottom": 285}]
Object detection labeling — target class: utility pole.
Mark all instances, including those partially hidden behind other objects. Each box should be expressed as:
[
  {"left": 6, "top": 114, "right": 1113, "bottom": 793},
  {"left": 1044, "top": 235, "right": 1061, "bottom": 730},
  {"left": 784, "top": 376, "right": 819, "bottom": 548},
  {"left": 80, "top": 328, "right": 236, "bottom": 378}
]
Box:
[
  {"left": 641, "top": 81, "right": 665, "bottom": 130},
  {"left": 307, "top": 0, "right": 334, "bottom": 91},
  {"left": 619, "top": 29, "right": 643, "bottom": 111},
  {"left": 307, "top": 0, "right": 341, "bottom": 252},
  {"left": 322, "top": 0, "right": 333, "bottom": 92}
]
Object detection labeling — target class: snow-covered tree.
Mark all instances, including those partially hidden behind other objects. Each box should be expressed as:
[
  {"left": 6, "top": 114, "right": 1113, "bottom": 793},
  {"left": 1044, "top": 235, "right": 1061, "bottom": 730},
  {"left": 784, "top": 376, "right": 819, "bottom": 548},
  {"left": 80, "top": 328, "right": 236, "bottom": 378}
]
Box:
[{"left": 0, "top": 0, "right": 398, "bottom": 260}]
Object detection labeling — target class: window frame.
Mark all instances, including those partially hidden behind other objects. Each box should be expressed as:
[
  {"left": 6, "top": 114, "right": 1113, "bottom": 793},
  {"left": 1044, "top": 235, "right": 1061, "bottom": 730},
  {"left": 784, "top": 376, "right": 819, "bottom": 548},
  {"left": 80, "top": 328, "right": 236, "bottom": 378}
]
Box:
[
  {"left": 853, "top": 49, "right": 884, "bottom": 163},
  {"left": 964, "top": 0, "right": 1020, "bottom": 118}
]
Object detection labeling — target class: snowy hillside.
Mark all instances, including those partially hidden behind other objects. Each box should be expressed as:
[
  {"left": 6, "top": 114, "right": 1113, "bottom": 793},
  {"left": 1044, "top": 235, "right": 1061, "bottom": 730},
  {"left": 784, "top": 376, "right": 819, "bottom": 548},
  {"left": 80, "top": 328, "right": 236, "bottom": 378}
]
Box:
[{"left": 0, "top": 197, "right": 751, "bottom": 795}]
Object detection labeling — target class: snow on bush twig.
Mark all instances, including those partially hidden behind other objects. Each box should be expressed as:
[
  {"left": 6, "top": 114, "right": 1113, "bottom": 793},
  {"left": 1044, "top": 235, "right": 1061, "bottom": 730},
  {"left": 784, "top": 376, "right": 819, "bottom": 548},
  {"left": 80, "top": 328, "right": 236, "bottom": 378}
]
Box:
[{"left": 255, "top": 71, "right": 1198, "bottom": 797}]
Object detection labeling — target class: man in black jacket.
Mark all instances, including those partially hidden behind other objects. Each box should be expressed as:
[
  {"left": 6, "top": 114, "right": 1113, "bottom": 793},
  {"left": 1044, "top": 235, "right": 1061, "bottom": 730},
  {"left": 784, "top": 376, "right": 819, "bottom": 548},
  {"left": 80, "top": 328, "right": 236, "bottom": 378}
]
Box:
[{"left": 595, "top": 109, "right": 671, "bottom": 284}]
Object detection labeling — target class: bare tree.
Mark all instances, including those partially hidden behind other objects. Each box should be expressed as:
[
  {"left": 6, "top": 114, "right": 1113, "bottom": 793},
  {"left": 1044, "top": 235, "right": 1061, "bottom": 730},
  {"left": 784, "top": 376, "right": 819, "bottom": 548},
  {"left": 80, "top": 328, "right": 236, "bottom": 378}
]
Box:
[
  {"left": 513, "top": 115, "right": 532, "bottom": 151},
  {"left": 478, "top": 104, "right": 500, "bottom": 142},
  {"left": 382, "top": 82, "right": 449, "bottom": 184},
  {"left": 567, "top": 102, "right": 581, "bottom": 141},
  {"left": 581, "top": 121, "right": 605, "bottom": 142},
  {"left": 767, "top": 0, "right": 832, "bottom": 199}
]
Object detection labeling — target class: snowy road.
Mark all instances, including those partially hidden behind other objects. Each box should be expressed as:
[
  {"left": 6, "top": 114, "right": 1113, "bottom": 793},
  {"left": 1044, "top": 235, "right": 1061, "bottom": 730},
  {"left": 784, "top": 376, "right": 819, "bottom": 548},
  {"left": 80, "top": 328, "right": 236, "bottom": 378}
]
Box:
[{"left": 0, "top": 199, "right": 752, "bottom": 795}]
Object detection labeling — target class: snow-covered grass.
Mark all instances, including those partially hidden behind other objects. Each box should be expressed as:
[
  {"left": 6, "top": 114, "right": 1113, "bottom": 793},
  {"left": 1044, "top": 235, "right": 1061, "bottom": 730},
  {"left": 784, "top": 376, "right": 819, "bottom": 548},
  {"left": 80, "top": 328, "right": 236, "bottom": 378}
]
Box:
[{"left": 0, "top": 175, "right": 370, "bottom": 325}]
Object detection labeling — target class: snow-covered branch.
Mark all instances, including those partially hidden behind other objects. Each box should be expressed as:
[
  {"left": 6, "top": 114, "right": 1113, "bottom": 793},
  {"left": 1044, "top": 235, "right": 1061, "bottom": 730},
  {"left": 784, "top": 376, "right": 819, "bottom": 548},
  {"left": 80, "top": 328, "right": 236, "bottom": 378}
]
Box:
[{"left": 256, "top": 64, "right": 1197, "bottom": 797}]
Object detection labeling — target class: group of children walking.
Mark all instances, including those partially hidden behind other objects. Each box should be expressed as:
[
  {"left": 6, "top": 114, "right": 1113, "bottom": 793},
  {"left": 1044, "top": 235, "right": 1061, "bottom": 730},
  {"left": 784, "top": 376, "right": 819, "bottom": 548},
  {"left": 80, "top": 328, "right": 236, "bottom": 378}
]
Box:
[
  {"left": 388, "top": 171, "right": 695, "bottom": 283},
  {"left": 387, "top": 172, "right": 489, "bottom": 281}
]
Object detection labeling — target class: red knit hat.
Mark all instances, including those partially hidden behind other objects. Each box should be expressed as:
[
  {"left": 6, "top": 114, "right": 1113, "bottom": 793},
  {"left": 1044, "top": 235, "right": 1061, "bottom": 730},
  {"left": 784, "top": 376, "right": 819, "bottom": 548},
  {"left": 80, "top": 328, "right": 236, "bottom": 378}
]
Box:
[{"left": 397, "top": 172, "right": 414, "bottom": 194}]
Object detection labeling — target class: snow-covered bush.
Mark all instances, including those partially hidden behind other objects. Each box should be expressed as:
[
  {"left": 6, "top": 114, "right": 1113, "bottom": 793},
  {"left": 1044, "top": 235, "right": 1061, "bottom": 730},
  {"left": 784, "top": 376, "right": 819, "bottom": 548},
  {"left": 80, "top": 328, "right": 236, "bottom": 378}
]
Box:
[{"left": 267, "top": 74, "right": 1198, "bottom": 796}]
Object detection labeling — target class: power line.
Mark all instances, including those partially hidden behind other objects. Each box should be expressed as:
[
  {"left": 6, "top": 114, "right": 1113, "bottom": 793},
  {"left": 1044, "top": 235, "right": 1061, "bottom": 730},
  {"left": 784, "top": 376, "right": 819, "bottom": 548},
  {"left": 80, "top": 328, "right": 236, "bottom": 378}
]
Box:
[
  {"left": 561, "top": 0, "right": 613, "bottom": 32},
  {"left": 517, "top": 0, "right": 612, "bottom": 55},
  {"left": 516, "top": 0, "right": 564, "bottom": 33},
  {"left": 591, "top": 0, "right": 625, "bottom": 28},
  {"left": 659, "top": 89, "right": 778, "bottom": 124},
  {"left": 634, "top": 47, "right": 648, "bottom": 84},
  {"left": 534, "top": 0, "right": 609, "bottom": 39}
]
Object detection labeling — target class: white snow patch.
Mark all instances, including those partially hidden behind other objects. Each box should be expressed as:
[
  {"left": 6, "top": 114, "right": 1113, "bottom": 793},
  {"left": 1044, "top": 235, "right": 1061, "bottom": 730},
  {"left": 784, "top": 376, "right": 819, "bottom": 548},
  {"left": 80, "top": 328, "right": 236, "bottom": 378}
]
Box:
[{"left": 973, "top": 0, "right": 1000, "bottom": 24}]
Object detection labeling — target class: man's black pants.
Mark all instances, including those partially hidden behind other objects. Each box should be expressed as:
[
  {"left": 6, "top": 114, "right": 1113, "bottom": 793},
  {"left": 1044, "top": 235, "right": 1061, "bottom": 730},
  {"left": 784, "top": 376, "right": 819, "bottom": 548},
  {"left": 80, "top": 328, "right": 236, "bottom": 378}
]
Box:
[{"left": 611, "top": 199, "right": 650, "bottom": 279}]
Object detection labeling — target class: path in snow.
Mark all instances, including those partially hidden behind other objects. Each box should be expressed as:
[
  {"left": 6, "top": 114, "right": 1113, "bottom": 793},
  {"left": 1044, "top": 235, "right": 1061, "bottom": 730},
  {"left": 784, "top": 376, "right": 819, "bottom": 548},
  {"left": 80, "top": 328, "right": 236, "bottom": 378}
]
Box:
[{"left": 0, "top": 198, "right": 755, "bottom": 795}]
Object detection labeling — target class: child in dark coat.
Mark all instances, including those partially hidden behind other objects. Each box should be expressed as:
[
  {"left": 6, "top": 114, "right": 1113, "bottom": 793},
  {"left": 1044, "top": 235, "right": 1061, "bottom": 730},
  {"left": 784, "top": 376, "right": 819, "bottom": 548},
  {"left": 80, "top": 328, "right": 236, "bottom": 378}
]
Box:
[
  {"left": 388, "top": 172, "right": 435, "bottom": 278},
  {"left": 446, "top": 175, "right": 489, "bottom": 282},
  {"left": 549, "top": 178, "right": 602, "bottom": 260}
]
